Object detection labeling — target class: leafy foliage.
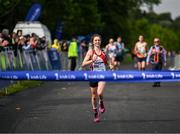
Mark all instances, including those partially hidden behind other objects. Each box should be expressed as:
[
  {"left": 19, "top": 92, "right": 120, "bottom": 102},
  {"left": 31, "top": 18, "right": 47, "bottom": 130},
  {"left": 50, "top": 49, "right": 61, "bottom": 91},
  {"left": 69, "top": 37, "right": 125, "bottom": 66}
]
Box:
[{"left": 0, "top": 0, "right": 179, "bottom": 50}]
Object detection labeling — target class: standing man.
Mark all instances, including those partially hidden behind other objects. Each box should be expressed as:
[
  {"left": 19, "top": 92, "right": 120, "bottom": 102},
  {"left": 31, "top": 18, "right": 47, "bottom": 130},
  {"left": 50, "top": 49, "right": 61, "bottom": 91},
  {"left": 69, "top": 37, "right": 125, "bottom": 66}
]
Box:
[
  {"left": 68, "top": 38, "right": 78, "bottom": 71},
  {"left": 146, "top": 38, "right": 167, "bottom": 87},
  {"left": 114, "top": 36, "right": 125, "bottom": 68}
]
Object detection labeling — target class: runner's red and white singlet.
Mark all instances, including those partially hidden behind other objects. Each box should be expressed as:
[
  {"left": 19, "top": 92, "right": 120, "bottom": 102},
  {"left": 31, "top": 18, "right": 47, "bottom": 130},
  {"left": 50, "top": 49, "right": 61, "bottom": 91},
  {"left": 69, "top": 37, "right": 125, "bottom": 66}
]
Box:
[{"left": 91, "top": 50, "right": 106, "bottom": 71}]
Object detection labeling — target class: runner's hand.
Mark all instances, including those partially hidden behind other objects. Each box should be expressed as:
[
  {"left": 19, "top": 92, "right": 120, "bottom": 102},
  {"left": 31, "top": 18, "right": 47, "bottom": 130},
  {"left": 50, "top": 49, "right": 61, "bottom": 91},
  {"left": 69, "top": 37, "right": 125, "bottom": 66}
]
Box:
[
  {"left": 164, "top": 62, "right": 167, "bottom": 67},
  {"left": 92, "top": 55, "right": 98, "bottom": 62}
]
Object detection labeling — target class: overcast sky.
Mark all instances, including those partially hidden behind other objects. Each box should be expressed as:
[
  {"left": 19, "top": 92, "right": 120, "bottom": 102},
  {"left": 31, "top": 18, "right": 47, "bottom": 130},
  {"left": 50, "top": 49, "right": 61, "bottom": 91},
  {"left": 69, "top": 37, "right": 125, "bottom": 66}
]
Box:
[{"left": 153, "top": 0, "right": 180, "bottom": 19}]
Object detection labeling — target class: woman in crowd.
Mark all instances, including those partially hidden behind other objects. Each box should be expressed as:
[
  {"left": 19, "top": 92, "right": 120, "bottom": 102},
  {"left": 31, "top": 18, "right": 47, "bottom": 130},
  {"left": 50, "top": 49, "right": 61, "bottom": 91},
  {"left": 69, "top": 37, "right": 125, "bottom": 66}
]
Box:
[{"left": 105, "top": 38, "right": 118, "bottom": 70}]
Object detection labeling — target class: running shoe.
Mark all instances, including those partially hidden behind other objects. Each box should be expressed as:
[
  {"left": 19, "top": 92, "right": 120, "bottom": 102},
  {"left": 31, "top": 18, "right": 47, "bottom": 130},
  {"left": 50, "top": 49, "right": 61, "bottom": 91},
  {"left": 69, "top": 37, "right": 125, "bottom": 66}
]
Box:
[
  {"left": 94, "top": 115, "right": 100, "bottom": 123},
  {"left": 99, "top": 101, "right": 105, "bottom": 114},
  {"left": 93, "top": 108, "right": 100, "bottom": 123}
]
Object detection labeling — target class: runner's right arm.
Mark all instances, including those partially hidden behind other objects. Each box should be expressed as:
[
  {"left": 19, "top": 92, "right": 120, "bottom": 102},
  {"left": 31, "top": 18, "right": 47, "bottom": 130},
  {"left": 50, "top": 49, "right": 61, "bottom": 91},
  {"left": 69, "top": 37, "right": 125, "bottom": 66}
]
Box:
[{"left": 82, "top": 49, "right": 94, "bottom": 67}]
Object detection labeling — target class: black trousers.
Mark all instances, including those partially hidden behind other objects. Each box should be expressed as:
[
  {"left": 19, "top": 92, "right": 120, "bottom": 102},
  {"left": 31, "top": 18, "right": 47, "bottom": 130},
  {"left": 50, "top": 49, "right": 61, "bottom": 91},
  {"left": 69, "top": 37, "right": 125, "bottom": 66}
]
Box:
[
  {"left": 152, "top": 63, "right": 163, "bottom": 86},
  {"left": 69, "top": 57, "right": 77, "bottom": 71}
]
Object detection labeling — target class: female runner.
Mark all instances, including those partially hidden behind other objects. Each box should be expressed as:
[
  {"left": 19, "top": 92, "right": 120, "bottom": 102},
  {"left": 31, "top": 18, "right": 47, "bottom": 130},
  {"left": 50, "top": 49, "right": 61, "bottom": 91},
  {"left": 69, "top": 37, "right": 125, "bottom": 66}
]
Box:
[{"left": 82, "top": 34, "right": 106, "bottom": 123}]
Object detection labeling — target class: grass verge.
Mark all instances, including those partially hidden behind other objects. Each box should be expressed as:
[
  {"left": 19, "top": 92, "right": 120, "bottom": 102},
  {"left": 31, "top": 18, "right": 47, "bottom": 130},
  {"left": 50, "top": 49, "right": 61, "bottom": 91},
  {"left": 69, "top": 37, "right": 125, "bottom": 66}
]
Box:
[{"left": 0, "top": 81, "right": 43, "bottom": 96}]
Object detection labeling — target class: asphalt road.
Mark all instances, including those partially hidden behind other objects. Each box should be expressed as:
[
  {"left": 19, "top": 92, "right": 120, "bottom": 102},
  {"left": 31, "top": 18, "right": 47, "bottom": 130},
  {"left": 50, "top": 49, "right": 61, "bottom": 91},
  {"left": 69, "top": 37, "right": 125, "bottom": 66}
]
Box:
[
  {"left": 0, "top": 58, "right": 178, "bottom": 133},
  {"left": 0, "top": 78, "right": 180, "bottom": 133}
]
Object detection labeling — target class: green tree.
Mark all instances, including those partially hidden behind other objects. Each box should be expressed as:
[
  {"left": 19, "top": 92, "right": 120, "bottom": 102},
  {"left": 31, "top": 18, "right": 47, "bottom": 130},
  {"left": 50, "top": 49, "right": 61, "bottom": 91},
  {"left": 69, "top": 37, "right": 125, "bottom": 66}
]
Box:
[
  {"left": 41, "top": 0, "right": 103, "bottom": 38},
  {"left": 172, "top": 17, "right": 180, "bottom": 31},
  {"left": 128, "top": 18, "right": 179, "bottom": 51},
  {"left": 148, "top": 24, "right": 179, "bottom": 51},
  {"left": 96, "top": 0, "right": 161, "bottom": 44},
  {"left": 0, "top": 0, "right": 20, "bottom": 29}
]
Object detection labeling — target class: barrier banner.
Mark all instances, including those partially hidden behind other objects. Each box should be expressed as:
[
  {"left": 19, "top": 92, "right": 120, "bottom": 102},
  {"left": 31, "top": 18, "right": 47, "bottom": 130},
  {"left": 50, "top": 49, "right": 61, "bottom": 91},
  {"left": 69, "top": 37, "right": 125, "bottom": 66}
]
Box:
[
  {"left": 48, "top": 49, "right": 61, "bottom": 70},
  {"left": 0, "top": 70, "right": 180, "bottom": 82}
]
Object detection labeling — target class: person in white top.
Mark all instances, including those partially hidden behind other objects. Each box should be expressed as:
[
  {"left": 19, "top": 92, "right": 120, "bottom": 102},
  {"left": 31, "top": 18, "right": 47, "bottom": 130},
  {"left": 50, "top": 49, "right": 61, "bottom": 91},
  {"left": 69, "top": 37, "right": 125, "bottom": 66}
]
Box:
[
  {"left": 104, "top": 38, "right": 118, "bottom": 70},
  {"left": 82, "top": 34, "right": 106, "bottom": 123},
  {"left": 133, "top": 35, "right": 148, "bottom": 70}
]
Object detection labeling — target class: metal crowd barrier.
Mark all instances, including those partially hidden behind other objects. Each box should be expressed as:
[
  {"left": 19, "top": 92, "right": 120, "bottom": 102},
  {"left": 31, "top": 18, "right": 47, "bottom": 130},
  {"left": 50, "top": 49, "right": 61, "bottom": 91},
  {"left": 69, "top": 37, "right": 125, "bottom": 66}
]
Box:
[
  {"left": 0, "top": 47, "right": 62, "bottom": 71},
  {"left": 175, "top": 54, "right": 180, "bottom": 70}
]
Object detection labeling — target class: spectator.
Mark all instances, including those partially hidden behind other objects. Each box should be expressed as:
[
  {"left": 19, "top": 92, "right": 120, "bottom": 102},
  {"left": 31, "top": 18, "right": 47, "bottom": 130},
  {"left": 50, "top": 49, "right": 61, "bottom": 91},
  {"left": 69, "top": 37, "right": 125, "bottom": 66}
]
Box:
[
  {"left": 51, "top": 39, "right": 61, "bottom": 52},
  {"left": 68, "top": 38, "right": 78, "bottom": 71},
  {"left": 146, "top": 38, "right": 167, "bottom": 87},
  {"left": 61, "top": 40, "right": 68, "bottom": 70}
]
